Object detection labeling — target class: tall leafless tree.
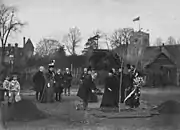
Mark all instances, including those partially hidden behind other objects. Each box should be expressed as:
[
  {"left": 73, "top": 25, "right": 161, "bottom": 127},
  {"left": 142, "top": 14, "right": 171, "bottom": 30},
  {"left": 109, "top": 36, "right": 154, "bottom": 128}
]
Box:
[
  {"left": 0, "top": 4, "right": 26, "bottom": 64},
  {"left": 166, "top": 36, "right": 177, "bottom": 45},
  {"left": 154, "top": 37, "right": 163, "bottom": 46},
  {"left": 35, "top": 38, "right": 63, "bottom": 57},
  {"left": 62, "top": 26, "right": 81, "bottom": 55},
  {"left": 109, "top": 28, "right": 134, "bottom": 48},
  {"left": 177, "top": 38, "right": 180, "bottom": 44}
]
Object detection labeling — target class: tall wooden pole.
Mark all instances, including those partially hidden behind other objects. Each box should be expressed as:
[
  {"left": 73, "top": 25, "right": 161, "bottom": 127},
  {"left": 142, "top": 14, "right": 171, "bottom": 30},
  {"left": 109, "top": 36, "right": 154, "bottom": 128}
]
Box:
[
  {"left": 118, "top": 57, "right": 123, "bottom": 112},
  {"left": 118, "top": 43, "right": 128, "bottom": 112}
]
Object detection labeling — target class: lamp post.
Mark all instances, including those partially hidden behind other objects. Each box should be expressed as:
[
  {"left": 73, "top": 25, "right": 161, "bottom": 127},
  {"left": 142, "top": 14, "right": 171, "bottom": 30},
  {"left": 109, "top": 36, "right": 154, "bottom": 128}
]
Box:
[{"left": 9, "top": 55, "right": 14, "bottom": 73}]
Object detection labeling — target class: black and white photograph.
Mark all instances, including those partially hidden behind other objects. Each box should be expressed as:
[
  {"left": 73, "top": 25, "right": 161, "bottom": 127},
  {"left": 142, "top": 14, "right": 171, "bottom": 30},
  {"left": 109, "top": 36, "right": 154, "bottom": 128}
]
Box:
[{"left": 0, "top": 0, "right": 180, "bottom": 129}]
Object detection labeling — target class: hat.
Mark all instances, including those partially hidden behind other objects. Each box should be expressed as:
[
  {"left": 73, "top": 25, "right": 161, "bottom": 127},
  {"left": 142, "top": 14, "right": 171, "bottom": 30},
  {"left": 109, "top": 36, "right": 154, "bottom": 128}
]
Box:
[
  {"left": 126, "top": 64, "right": 131, "bottom": 69},
  {"left": 66, "top": 68, "right": 69, "bottom": 70},
  {"left": 109, "top": 69, "right": 114, "bottom": 74},
  {"left": 87, "top": 66, "right": 92, "bottom": 71},
  {"left": 48, "top": 63, "right": 54, "bottom": 68}
]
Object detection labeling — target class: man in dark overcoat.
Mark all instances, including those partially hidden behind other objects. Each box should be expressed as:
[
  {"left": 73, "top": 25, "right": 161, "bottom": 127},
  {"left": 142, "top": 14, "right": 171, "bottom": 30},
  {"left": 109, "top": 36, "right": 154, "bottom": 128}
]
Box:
[
  {"left": 33, "top": 66, "right": 46, "bottom": 101},
  {"left": 77, "top": 68, "right": 96, "bottom": 110},
  {"left": 54, "top": 69, "right": 64, "bottom": 101},
  {"left": 63, "top": 68, "right": 72, "bottom": 96},
  {"left": 80, "top": 68, "right": 88, "bottom": 83}
]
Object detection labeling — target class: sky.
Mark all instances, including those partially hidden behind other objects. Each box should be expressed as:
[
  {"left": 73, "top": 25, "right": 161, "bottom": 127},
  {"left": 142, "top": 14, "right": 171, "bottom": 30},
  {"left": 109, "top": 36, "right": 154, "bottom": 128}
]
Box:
[{"left": 1, "top": 0, "right": 180, "bottom": 54}]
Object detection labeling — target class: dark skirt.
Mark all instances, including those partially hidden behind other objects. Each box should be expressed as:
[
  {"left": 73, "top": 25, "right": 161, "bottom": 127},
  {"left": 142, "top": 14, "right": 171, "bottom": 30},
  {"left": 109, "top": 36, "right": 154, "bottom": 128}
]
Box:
[
  {"left": 100, "top": 89, "right": 118, "bottom": 108},
  {"left": 77, "top": 84, "right": 90, "bottom": 102},
  {"left": 125, "top": 88, "right": 140, "bottom": 108},
  {"left": 88, "top": 92, "right": 98, "bottom": 103},
  {"left": 41, "top": 86, "right": 54, "bottom": 103}
]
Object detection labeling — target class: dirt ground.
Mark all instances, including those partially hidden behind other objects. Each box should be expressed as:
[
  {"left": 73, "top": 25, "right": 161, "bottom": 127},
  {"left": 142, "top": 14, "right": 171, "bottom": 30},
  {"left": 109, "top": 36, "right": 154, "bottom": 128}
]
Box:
[{"left": 3, "top": 87, "right": 180, "bottom": 130}]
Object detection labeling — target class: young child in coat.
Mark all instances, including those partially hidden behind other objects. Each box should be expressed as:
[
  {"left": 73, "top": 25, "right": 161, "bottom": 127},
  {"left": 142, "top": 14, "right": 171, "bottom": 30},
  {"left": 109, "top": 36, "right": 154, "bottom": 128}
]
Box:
[
  {"left": 3, "top": 76, "right": 10, "bottom": 97},
  {"left": 9, "top": 75, "right": 21, "bottom": 103}
]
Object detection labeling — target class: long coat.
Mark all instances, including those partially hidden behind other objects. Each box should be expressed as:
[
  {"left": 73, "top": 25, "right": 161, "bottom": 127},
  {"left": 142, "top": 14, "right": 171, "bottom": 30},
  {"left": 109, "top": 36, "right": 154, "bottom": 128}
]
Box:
[
  {"left": 41, "top": 71, "right": 55, "bottom": 103},
  {"left": 63, "top": 72, "right": 72, "bottom": 88},
  {"left": 54, "top": 73, "right": 64, "bottom": 93},
  {"left": 33, "top": 71, "right": 45, "bottom": 92},
  {"left": 100, "top": 75, "right": 119, "bottom": 108},
  {"left": 77, "top": 74, "right": 95, "bottom": 101}
]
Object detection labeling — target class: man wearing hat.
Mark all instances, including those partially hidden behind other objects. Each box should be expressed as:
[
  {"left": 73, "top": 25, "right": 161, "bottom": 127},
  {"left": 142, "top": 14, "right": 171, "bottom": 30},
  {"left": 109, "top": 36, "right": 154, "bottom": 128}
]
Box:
[
  {"left": 63, "top": 68, "right": 72, "bottom": 96},
  {"left": 41, "top": 63, "right": 55, "bottom": 103}
]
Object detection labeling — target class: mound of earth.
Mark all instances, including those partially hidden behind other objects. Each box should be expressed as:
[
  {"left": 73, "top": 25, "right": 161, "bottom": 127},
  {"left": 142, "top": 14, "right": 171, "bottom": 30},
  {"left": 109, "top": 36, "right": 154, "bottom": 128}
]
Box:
[
  {"left": 152, "top": 100, "right": 180, "bottom": 114},
  {"left": 5, "top": 99, "right": 47, "bottom": 121}
]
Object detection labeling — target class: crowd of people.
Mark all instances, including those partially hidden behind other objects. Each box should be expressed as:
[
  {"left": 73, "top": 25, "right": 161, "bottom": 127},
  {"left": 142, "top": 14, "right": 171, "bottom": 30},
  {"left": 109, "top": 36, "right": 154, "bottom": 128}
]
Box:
[
  {"left": 1, "top": 59, "right": 144, "bottom": 110},
  {"left": 32, "top": 60, "right": 73, "bottom": 103},
  {"left": 76, "top": 64, "right": 144, "bottom": 110}
]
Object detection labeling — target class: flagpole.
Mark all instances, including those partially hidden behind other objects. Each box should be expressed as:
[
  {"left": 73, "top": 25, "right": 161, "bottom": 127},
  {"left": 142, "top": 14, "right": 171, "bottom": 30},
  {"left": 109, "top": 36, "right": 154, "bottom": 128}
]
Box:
[{"left": 138, "top": 19, "right": 141, "bottom": 31}]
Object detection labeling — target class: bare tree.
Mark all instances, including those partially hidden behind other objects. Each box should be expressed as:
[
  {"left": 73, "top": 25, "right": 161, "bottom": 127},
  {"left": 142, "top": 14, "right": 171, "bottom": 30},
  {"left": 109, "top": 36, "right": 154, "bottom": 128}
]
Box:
[
  {"left": 166, "top": 36, "right": 176, "bottom": 45},
  {"left": 177, "top": 38, "right": 180, "bottom": 44},
  {"left": 0, "top": 4, "right": 26, "bottom": 64},
  {"left": 109, "top": 28, "right": 134, "bottom": 48},
  {"left": 62, "top": 26, "right": 81, "bottom": 55},
  {"left": 154, "top": 37, "right": 163, "bottom": 46},
  {"left": 35, "top": 38, "right": 63, "bottom": 57}
]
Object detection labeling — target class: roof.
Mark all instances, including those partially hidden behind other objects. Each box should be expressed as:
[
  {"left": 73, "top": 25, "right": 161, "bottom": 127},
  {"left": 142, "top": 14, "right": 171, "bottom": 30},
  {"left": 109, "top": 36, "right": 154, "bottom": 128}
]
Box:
[
  {"left": 89, "top": 44, "right": 180, "bottom": 69},
  {"left": 142, "top": 44, "right": 180, "bottom": 68},
  {"left": 24, "top": 38, "right": 34, "bottom": 49}
]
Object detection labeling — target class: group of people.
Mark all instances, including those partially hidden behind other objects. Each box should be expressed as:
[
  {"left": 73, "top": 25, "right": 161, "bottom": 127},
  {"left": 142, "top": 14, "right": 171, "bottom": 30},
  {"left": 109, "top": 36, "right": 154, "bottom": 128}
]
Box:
[
  {"left": 76, "top": 64, "right": 144, "bottom": 110},
  {"left": 2, "top": 74, "right": 21, "bottom": 103},
  {"left": 77, "top": 67, "right": 101, "bottom": 110},
  {"left": 101, "top": 64, "right": 144, "bottom": 109},
  {"left": 2, "top": 59, "right": 144, "bottom": 111},
  {"left": 33, "top": 61, "right": 72, "bottom": 103}
]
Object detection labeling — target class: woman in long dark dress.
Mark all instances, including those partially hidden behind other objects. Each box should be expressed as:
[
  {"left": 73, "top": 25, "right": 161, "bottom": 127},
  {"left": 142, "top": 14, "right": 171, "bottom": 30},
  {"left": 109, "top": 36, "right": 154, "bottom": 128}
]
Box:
[
  {"left": 100, "top": 69, "right": 119, "bottom": 108},
  {"left": 41, "top": 64, "right": 55, "bottom": 103},
  {"left": 77, "top": 69, "right": 96, "bottom": 110}
]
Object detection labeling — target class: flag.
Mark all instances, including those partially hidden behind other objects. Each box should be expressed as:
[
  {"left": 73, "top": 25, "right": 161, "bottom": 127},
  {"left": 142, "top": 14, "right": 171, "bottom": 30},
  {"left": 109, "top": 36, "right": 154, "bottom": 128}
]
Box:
[{"left": 133, "top": 16, "right": 140, "bottom": 22}]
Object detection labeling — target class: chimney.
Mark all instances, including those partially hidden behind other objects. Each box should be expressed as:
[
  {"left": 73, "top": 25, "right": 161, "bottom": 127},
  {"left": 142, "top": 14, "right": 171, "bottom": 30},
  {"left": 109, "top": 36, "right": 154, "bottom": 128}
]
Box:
[
  {"left": 23, "top": 37, "right": 26, "bottom": 47},
  {"left": 15, "top": 43, "right": 18, "bottom": 47}
]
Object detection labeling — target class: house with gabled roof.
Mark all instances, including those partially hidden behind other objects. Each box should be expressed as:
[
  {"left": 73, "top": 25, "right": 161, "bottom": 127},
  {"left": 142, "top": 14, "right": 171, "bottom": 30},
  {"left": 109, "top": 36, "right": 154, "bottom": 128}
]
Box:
[
  {"left": 89, "top": 43, "right": 180, "bottom": 87},
  {"left": 0, "top": 37, "right": 34, "bottom": 71},
  {"left": 142, "top": 44, "right": 180, "bottom": 87}
]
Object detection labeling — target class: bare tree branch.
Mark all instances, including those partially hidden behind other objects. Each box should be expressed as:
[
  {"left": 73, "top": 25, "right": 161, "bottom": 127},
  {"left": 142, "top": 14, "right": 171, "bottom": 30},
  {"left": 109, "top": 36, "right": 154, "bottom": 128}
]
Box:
[
  {"left": 35, "top": 38, "right": 63, "bottom": 57},
  {"left": 109, "top": 28, "right": 134, "bottom": 48},
  {"left": 0, "top": 4, "right": 26, "bottom": 65},
  {"left": 154, "top": 37, "right": 163, "bottom": 46},
  {"left": 166, "top": 36, "right": 176, "bottom": 45},
  {"left": 62, "top": 26, "right": 81, "bottom": 55}
]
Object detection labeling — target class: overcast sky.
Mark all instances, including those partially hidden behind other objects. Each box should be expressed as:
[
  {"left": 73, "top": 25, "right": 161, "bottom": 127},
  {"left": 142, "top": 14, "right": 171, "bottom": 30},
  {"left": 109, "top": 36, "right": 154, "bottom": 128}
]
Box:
[{"left": 2, "top": 0, "right": 180, "bottom": 53}]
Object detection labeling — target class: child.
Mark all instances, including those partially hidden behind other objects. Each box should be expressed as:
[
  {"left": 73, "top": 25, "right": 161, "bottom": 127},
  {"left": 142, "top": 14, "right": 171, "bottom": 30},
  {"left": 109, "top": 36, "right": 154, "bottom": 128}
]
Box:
[
  {"left": 9, "top": 74, "right": 21, "bottom": 103},
  {"left": 3, "top": 76, "right": 10, "bottom": 97}
]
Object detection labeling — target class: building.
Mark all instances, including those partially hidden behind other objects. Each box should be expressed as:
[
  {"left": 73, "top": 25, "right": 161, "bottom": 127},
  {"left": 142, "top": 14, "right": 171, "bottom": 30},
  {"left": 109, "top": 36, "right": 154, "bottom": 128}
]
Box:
[
  {"left": 0, "top": 37, "right": 34, "bottom": 69},
  {"left": 130, "top": 31, "right": 150, "bottom": 47},
  {"left": 142, "top": 44, "right": 180, "bottom": 87}
]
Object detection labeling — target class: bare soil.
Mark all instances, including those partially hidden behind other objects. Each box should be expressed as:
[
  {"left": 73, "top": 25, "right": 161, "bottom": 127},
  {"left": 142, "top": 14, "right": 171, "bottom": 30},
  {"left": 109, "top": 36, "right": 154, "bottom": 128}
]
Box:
[{"left": 2, "top": 87, "right": 180, "bottom": 130}]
